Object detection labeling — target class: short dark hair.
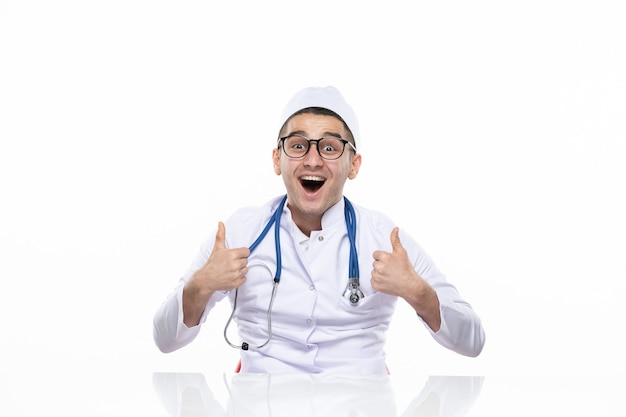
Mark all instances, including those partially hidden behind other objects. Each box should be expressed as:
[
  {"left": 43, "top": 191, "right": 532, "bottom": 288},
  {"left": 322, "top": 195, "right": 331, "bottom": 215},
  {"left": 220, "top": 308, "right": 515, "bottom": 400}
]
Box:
[{"left": 278, "top": 107, "right": 356, "bottom": 146}]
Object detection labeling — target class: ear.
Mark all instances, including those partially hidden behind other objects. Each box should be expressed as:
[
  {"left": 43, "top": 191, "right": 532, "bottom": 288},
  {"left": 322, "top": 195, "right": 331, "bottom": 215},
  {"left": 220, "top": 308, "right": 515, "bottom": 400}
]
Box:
[
  {"left": 272, "top": 148, "right": 282, "bottom": 175},
  {"left": 348, "top": 153, "right": 361, "bottom": 180}
]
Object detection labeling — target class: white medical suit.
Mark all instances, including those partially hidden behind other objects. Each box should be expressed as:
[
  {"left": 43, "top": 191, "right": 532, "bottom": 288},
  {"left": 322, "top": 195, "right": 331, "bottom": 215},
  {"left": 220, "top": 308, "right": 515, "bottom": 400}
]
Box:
[{"left": 153, "top": 195, "right": 485, "bottom": 373}]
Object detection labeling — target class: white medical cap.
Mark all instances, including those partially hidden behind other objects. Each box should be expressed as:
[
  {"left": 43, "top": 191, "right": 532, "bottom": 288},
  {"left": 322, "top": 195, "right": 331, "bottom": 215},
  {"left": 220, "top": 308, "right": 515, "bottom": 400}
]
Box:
[{"left": 279, "top": 86, "right": 360, "bottom": 150}]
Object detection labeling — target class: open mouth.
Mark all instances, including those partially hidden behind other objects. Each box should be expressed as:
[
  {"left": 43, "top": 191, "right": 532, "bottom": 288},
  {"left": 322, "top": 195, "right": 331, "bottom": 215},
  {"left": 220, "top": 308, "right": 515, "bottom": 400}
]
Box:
[{"left": 300, "top": 175, "right": 325, "bottom": 193}]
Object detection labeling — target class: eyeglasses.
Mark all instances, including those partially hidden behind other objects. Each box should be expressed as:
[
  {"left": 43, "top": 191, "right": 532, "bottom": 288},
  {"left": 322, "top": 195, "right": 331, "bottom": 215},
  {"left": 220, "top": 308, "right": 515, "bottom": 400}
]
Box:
[{"left": 278, "top": 134, "right": 357, "bottom": 160}]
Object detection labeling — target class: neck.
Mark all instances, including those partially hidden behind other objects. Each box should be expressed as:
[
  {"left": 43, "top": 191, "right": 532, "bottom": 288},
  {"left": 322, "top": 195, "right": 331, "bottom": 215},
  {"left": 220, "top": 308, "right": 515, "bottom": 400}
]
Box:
[
  {"left": 291, "top": 213, "right": 321, "bottom": 237},
  {"left": 286, "top": 203, "right": 322, "bottom": 237},
  {"left": 285, "top": 196, "right": 345, "bottom": 237}
]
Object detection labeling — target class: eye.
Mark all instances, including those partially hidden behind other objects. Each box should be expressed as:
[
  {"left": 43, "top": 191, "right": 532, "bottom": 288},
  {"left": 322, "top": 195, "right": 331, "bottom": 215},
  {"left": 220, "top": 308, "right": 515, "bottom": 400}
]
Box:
[
  {"left": 319, "top": 137, "right": 343, "bottom": 155},
  {"left": 287, "top": 135, "right": 308, "bottom": 150}
]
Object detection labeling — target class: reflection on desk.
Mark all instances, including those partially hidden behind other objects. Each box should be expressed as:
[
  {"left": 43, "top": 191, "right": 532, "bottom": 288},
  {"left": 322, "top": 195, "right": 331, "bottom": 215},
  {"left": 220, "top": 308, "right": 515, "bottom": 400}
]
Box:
[{"left": 153, "top": 372, "right": 484, "bottom": 417}]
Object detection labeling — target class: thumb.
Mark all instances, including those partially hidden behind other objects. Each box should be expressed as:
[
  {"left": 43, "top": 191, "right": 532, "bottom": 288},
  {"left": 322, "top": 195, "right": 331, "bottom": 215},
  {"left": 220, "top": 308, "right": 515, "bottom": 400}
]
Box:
[
  {"left": 390, "top": 227, "right": 404, "bottom": 253},
  {"left": 213, "top": 221, "right": 227, "bottom": 250}
]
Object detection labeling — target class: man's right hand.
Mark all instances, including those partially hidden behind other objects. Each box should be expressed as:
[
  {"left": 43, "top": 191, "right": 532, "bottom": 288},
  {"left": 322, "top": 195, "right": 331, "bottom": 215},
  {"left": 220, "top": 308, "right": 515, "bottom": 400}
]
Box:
[{"left": 182, "top": 222, "right": 250, "bottom": 327}]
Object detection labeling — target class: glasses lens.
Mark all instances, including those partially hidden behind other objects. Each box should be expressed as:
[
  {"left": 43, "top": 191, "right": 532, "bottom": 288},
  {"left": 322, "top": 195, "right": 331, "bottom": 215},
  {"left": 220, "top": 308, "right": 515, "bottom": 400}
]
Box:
[
  {"left": 283, "top": 135, "right": 309, "bottom": 158},
  {"left": 317, "top": 137, "right": 344, "bottom": 159}
]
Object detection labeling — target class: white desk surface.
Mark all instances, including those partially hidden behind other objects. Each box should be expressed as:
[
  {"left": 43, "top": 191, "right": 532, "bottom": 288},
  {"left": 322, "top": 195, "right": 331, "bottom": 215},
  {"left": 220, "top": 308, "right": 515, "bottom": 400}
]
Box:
[{"left": 2, "top": 354, "right": 623, "bottom": 416}]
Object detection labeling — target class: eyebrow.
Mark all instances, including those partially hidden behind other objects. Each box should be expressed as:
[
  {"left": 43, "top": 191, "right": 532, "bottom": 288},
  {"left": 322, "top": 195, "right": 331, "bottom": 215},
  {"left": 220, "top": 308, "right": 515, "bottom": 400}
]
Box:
[{"left": 287, "top": 130, "right": 344, "bottom": 139}]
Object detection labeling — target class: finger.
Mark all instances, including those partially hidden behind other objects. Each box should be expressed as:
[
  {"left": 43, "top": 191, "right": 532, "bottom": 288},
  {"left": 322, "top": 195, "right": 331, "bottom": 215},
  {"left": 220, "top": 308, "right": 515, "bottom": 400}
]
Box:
[
  {"left": 214, "top": 221, "right": 227, "bottom": 250},
  {"left": 390, "top": 227, "right": 404, "bottom": 253}
]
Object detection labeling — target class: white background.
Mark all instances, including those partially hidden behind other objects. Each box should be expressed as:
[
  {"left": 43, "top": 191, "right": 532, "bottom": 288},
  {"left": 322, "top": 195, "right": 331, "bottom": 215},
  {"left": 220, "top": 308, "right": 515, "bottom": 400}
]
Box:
[{"left": 1, "top": 0, "right": 625, "bottom": 389}]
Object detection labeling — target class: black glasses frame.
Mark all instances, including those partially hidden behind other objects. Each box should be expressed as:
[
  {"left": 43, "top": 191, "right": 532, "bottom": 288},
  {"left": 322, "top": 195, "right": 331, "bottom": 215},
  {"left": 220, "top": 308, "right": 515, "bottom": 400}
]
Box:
[{"left": 278, "top": 134, "right": 357, "bottom": 160}]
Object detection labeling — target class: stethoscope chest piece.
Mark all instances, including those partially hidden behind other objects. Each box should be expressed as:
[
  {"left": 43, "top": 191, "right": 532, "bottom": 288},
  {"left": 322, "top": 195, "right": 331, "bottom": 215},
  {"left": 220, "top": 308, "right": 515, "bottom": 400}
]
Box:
[{"left": 343, "top": 277, "right": 365, "bottom": 306}]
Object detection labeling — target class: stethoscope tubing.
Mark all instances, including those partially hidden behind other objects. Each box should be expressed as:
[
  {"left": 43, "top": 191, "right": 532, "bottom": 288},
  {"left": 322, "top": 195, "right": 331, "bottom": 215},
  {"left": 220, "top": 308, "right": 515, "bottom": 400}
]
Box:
[{"left": 223, "top": 195, "right": 360, "bottom": 351}]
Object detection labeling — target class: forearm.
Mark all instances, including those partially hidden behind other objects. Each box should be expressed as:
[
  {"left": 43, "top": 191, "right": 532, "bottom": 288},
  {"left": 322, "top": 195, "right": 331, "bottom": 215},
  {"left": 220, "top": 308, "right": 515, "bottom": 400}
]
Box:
[
  {"left": 403, "top": 281, "right": 442, "bottom": 332},
  {"left": 182, "top": 277, "right": 215, "bottom": 327}
]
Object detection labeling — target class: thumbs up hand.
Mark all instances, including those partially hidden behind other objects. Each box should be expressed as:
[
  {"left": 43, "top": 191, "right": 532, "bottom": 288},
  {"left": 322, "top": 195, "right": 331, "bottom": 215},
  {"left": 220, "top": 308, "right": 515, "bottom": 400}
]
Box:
[
  {"left": 182, "top": 222, "right": 250, "bottom": 327},
  {"left": 371, "top": 227, "right": 442, "bottom": 332},
  {"left": 371, "top": 227, "right": 420, "bottom": 297},
  {"left": 199, "top": 221, "right": 251, "bottom": 292}
]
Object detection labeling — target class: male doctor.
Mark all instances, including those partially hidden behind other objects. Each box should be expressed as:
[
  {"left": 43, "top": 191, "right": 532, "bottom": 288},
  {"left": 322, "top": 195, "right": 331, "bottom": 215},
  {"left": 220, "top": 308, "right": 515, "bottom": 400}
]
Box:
[{"left": 153, "top": 86, "right": 485, "bottom": 373}]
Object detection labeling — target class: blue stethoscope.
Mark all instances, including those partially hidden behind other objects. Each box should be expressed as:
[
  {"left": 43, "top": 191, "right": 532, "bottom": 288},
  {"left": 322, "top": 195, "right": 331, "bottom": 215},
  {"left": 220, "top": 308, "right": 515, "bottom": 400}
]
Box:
[{"left": 224, "top": 194, "right": 363, "bottom": 351}]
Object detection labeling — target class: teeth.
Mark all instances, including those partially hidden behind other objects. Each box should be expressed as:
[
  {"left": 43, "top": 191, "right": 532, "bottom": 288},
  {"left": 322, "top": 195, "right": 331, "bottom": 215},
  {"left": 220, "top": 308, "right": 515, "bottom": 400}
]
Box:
[{"left": 301, "top": 176, "right": 324, "bottom": 182}]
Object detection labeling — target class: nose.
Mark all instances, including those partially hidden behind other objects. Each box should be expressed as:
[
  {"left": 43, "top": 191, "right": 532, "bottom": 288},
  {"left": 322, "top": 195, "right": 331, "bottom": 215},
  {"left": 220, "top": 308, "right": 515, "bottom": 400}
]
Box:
[{"left": 303, "top": 141, "right": 324, "bottom": 166}]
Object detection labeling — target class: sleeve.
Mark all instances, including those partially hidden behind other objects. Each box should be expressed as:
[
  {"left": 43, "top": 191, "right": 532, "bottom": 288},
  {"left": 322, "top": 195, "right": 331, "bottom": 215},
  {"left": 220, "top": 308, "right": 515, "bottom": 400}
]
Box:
[
  {"left": 406, "top": 232, "right": 486, "bottom": 357},
  {"left": 152, "top": 235, "right": 228, "bottom": 353},
  {"left": 426, "top": 281, "right": 486, "bottom": 357}
]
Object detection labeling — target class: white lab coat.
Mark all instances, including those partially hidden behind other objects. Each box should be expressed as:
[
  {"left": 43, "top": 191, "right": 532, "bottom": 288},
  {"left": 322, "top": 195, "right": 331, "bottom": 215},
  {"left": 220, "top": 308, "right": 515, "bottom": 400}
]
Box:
[{"left": 153, "top": 196, "right": 485, "bottom": 373}]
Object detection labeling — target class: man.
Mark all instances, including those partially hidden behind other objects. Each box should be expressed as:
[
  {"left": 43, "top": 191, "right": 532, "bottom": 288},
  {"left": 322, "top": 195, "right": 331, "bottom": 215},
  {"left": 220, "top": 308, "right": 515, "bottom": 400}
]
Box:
[{"left": 153, "top": 86, "right": 485, "bottom": 374}]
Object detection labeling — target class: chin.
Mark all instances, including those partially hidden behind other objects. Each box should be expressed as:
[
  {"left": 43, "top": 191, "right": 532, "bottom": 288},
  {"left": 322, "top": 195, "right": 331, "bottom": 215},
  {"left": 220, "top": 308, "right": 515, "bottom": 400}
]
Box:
[{"left": 289, "top": 193, "right": 324, "bottom": 215}]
